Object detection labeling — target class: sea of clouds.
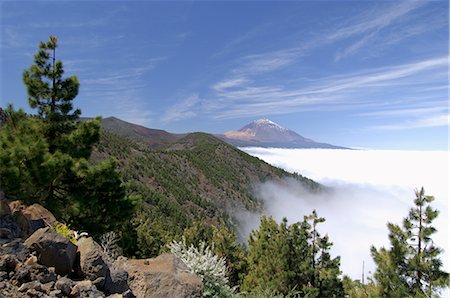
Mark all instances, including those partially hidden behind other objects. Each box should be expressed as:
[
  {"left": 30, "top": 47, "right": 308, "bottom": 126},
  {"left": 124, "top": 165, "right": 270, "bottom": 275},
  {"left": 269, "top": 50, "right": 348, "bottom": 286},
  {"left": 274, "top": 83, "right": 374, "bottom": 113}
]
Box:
[{"left": 239, "top": 148, "right": 449, "bottom": 284}]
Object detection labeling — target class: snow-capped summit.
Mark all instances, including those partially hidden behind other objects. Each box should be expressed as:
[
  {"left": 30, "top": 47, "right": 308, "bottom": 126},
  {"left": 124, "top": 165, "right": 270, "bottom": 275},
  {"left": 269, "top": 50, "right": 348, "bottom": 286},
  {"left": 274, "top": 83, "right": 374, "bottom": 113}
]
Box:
[
  {"left": 222, "top": 119, "right": 346, "bottom": 149},
  {"left": 224, "top": 118, "right": 309, "bottom": 143},
  {"left": 251, "top": 119, "right": 288, "bottom": 132}
]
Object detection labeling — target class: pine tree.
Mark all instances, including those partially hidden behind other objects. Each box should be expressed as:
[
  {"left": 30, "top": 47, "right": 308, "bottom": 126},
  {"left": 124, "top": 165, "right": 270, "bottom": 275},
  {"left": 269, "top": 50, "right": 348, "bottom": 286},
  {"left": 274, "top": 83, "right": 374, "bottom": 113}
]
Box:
[
  {"left": 371, "top": 188, "right": 449, "bottom": 297},
  {"left": 302, "top": 210, "right": 344, "bottom": 297},
  {"left": 242, "top": 216, "right": 291, "bottom": 294},
  {"left": 1, "top": 36, "right": 133, "bottom": 237},
  {"left": 22, "top": 35, "right": 82, "bottom": 153},
  {"left": 243, "top": 213, "right": 343, "bottom": 297}
]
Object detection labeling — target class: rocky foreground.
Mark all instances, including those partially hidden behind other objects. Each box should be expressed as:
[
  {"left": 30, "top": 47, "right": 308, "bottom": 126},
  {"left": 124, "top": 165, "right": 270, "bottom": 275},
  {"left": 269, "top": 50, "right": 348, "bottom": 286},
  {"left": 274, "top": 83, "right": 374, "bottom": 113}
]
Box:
[{"left": 0, "top": 199, "right": 204, "bottom": 298}]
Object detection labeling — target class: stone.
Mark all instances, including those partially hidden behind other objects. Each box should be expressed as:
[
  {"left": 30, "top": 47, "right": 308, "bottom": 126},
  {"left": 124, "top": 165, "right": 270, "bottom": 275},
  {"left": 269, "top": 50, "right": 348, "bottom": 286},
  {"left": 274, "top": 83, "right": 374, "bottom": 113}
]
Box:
[
  {"left": 115, "top": 254, "right": 203, "bottom": 298},
  {"left": 122, "top": 289, "right": 136, "bottom": 298},
  {"left": 70, "top": 280, "right": 106, "bottom": 297},
  {"left": 26, "top": 288, "right": 46, "bottom": 297},
  {"left": 76, "top": 237, "right": 109, "bottom": 288},
  {"left": 24, "top": 255, "right": 38, "bottom": 266},
  {"left": 13, "top": 203, "right": 57, "bottom": 238},
  {"left": 18, "top": 280, "right": 42, "bottom": 292},
  {"left": 0, "top": 199, "right": 11, "bottom": 217},
  {"left": 30, "top": 263, "right": 57, "bottom": 284},
  {"left": 41, "top": 281, "right": 55, "bottom": 293},
  {"left": 0, "top": 215, "right": 21, "bottom": 239},
  {"left": 24, "top": 227, "right": 77, "bottom": 276},
  {"left": 104, "top": 267, "right": 129, "bottom": 295},
  {"left": 55, "top": 276, "right": 74, "bottom": 296},
  {"left": 0, "top": 271, "right": 7, "bottom": 281},
  {"left": 12, "top": 263, "right": 31, "bottom": 285},
  {"left": 0, "top": 238, "right": 29, "bottom": 261},
  {"left": 0, "top": 254, "right": 19, "bottom": 273},
  {"left": 49, "top": 289, "right": 62, "bottom": 297}
]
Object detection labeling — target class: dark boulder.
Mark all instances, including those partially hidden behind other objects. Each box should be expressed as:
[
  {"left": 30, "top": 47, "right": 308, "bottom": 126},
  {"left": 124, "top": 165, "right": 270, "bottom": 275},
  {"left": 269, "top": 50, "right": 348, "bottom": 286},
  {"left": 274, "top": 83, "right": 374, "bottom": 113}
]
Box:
[{"left": 24, "top": 227, "right": 77, "bottom": 276}]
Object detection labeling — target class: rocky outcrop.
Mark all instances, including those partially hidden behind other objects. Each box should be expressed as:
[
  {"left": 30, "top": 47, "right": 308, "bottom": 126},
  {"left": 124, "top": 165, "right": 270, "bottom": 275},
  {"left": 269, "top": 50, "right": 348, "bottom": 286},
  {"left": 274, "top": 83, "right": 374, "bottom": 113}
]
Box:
[
  {"left": 0, "top": 200, "right": 204, "bottom": 298},
  {"left": 115, "top": 254, "right": 203, "bottom": 298},
  {"left": 24, "top": 227, "right": 77, "bottom": 276},
  {"left": 10, "top": 202, "right": 57, "bottom": 238},
  {"left": 76, "top": 236, "right": 130, "bottom": 294},
  {"left": 77, "top": 236, "right": 109, "bottom": 287}
]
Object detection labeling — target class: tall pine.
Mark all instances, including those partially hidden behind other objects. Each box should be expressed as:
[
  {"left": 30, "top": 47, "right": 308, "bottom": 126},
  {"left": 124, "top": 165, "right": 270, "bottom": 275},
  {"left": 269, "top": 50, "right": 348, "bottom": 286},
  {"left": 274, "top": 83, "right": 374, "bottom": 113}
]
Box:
[
  {"left": 0, "top": 36, "right": 133, "bottom": 236},
  {"left": 371, "top": 188, "right": 449, "bottom": 297},
  {"left": 243, "top": 213, "right": 343, "bottom": 297}
]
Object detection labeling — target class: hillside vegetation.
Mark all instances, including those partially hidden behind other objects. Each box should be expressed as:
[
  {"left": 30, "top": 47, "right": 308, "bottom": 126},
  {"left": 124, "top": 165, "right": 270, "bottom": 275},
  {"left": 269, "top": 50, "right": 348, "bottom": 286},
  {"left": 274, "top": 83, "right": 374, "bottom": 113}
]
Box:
[{"left": 93, "top": 120, "right": 320, "bottom": 256}]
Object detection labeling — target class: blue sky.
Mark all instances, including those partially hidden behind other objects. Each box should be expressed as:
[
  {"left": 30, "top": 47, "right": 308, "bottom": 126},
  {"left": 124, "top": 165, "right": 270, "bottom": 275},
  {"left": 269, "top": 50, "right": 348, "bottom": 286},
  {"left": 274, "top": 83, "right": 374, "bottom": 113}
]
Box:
[{"left": 1, "top": 0, "right": 448, "bottom": 150}]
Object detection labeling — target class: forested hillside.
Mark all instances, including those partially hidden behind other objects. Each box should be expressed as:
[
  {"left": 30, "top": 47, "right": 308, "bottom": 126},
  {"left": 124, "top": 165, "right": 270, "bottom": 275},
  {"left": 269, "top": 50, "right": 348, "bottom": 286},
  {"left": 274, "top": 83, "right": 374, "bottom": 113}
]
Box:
[{"left": 92, "top": 120, "right": 320, "bottom": 256}]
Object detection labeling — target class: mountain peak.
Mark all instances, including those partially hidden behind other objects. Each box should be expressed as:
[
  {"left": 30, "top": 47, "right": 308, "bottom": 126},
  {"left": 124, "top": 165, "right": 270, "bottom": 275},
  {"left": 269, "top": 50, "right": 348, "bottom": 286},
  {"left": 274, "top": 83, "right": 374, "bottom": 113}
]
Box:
[
  {"left": 248, "top": 119, "right": 287, "bottom": 132},
  {"left": 222, "top": 119, "right": 347, "bottom": 149}
]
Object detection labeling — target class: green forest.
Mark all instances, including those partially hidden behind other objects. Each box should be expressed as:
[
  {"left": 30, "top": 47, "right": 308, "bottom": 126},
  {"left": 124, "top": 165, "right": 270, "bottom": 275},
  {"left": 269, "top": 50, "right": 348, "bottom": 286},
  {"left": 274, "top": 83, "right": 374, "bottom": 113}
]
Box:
[{"left": 1, "top": 36, "right": 448, "bottom": 297}]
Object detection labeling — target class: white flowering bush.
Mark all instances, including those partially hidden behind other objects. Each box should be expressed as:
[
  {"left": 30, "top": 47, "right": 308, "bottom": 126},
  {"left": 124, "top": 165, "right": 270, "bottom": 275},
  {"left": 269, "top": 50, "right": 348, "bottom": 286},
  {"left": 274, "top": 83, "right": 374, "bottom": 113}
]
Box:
[
  {"left": 169, "top": 237, "right": 237, "bottom": 297},
  {"left": 100, "top": 231, "right": 123, "bottom": 264}
]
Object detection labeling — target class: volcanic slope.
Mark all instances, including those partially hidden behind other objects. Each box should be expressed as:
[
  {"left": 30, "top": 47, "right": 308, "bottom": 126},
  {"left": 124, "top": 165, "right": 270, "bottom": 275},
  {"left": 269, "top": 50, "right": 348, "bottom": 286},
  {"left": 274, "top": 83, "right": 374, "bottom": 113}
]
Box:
[
  {"left": 222, "top": 118, "right": 347, "bottom": 149},
  {"left": 92, "top": 118, "right": 320, "bottom": 250}
]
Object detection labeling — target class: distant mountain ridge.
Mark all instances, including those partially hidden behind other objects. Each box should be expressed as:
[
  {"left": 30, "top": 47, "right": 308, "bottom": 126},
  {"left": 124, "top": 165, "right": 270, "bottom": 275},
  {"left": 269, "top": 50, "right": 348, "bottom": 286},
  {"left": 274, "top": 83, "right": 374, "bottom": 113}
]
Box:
[
  {"left": 95, "top": 116, "right": 321, "bottom": 249},
  {"left": 101, "top": 117, "right": 185, "bottom": 150},
  {"left": 220, "top": 118, "right": 347, "bottom": 149}
]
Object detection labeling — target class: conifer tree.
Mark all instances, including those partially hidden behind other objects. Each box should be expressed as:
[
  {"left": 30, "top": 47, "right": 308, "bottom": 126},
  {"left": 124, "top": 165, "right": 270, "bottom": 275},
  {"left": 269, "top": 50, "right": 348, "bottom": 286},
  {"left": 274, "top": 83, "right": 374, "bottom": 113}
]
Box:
[
  {"left": 243, "top": 213, "right": 343, "bottom": 297},
  {"left": 1, "top": 36, "right": 133, "bottom": 236},
  {"left": 243, "top": 216, "right": 291, "bottom": 294},
  {"left": 371, "top": 188, "right": 449, "bottom": 297},
  {"left": 22, "top": 35, "right": 82, "bottom": 153}
]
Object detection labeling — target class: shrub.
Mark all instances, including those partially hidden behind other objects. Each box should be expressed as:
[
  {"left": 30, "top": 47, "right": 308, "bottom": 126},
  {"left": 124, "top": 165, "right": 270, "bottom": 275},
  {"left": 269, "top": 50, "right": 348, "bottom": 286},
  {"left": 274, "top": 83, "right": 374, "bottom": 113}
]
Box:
[
  {"left": 53, "top": 223, "right": 76, "bottom": 244},
  {"left": 169, "top": 237, "right": 236, "bottom": 297}
]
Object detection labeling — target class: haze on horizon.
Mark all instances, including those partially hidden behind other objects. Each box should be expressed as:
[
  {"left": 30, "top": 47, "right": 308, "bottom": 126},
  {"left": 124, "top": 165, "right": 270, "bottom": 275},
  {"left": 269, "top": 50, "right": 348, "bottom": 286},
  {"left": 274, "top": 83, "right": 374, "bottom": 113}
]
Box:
[{"left": 1, "top": 0, "right": 448, "bottom": 150}]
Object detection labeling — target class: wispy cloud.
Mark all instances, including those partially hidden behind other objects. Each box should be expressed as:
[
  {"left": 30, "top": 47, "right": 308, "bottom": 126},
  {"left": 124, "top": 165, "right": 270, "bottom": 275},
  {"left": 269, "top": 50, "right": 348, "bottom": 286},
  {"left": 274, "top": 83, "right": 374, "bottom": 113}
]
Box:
[
  {"left": 77, "top": 57, "right": 165, "bottom": 125},
  {"left": 161, "top": 94, "right": 201, "bottom": 123},
  {"left": 334, "top": 2, "right": 446, "bottom": 61},
  {"left": 327, "top": 1, "right": 424, "bottom": 42},
  {"left": 207, "top": 56, "right": 447, "bottom": 120},
  {"left": 372, "top": 114, "right": 449, "bottom": 131},
  {"left": 212, "top": 77, "right": 249, "bottom": 92}
]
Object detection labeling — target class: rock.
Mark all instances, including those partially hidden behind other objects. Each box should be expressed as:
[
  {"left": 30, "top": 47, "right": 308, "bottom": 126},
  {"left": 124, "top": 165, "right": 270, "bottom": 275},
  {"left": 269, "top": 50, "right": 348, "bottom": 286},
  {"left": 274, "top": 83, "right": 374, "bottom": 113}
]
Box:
[
  {"left": 115, "top": 254, "right": 203, "bottom": 298},
  {"left": 55, "top": 276, "right": 74, "bottom": 296},
  {"left": 0, "top": 215, "right": 21, "bottom": 239},
  {"left": 0, "top": 271, "right": 7, "bottom": 281},
  {"left": 13, "top": 203, "right": 57, "bottom": 238},
  {"left": 122, "top": 289, "right": 136, "bottom": 298},
  {"left": 76, "top": 237, "right": 109, "bottom": 288},
  {"left": 104, "top": 267, "right": 129, "bottom": 295},
  {"left": 107, "top": 294, "right": 122, "bottom": 298},
  {"left": 26, "top": 288, "right": 46, "bottom": 297},
  {"left": 0, "top": 254, "right": 19, "bottom": 273},
  {"left": 24, "top": 227, "right": 77, "bottom": 276},
  {"left": 29, "top": 263, "right": 57, "bottom": 284},
  {"left": 0, "top": 199, "right": 11, "bottom": 217},
  {"left": 0, "top": 238, "right": 29, "bottom": 261},
  {"left": 18, "top": 280, "right": 42, "bottom": 292},
  {"left": 41, "top": 281, "right": 55, "bottom": 293},
  {"left": 70, "top": 280, "right": 106, "bottom": 297},
  {"left": 12, "top": 263, "right": 31, "bottom": 285},
  {"left": 24, "top": 255, "right": 38, "bottom": 266},
  {"left": 49, "top": 289, "right": 62, "bottom": 297}
]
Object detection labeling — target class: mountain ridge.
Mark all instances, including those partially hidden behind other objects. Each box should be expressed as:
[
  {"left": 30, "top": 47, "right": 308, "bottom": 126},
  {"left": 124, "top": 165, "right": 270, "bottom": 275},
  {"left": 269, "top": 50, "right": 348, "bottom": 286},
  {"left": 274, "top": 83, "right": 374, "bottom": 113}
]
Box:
[
  {"left": 100, "top": 116, "right": 347, "bottom": 149},
  {"left": 220, "top": 118, "right": 347, "bottom": 149}
]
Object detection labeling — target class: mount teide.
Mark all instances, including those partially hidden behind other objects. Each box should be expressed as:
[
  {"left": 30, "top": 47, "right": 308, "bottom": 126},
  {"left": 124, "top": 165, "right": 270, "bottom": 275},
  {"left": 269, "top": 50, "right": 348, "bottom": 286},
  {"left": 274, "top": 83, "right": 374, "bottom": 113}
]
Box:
[{"left": 220, "top": 118, "right": 347, "bottom": 149}]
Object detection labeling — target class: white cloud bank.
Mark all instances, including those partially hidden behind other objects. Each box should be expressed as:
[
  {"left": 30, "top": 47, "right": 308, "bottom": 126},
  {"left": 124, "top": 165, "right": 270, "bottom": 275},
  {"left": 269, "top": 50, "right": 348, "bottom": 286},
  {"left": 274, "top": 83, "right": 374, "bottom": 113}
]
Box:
[{"left": 240, "top": 148, "right": 449, "bottom": 284}]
